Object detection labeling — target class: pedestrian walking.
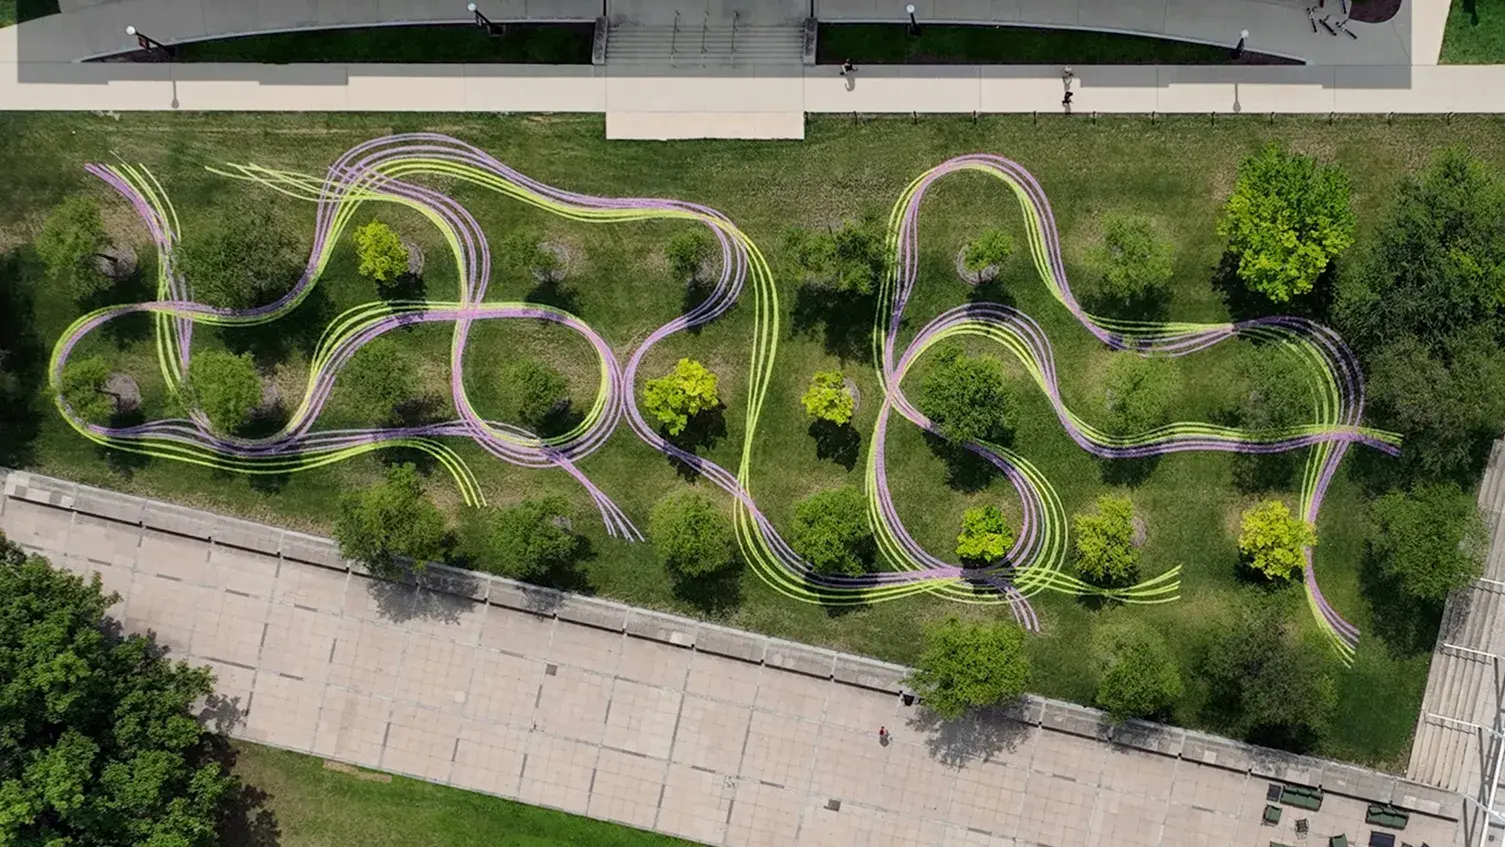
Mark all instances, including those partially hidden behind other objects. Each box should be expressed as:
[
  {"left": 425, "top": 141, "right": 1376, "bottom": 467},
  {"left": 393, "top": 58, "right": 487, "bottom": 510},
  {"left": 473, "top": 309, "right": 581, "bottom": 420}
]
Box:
[
  {"left": 1062, "top": 90, "right": 1073, "bottom": 109},
  {"left": 840, "top": 59, "right": 857, "bottom": 76},
  {"left": 1061, "top": 66, "right": 1074, "bottom": 86},
  {"left": 878, "top": 725, "right": 889, "bottom": 742}
]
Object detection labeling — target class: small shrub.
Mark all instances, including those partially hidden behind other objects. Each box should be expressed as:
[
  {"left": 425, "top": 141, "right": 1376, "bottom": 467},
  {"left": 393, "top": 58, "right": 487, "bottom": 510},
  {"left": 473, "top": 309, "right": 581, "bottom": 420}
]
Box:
[
  {"left": 333, "top": 463, "right": 446, "bottom": 576},
  {"left": 963, "top": 229, "right": 1015, "bottom": 273},
  {"left": 502, "top": 359, "right": 570, "bottom": 433},
  {"left": 187, "top": 350, "right": 261, "bottom": 434},
  {"left": 665, "top": 230, "right": 714, "bottom": 283},
  {"left": 35, "top": 195, "right": 111, "bottom": 301},
  {"left": 956, "top": 504, "right": 1014, "bottom": 566},
  {"left": 801, "top": 370, "right": 855, "bottom": 425},
  {"left": 353, "top": 220, "right": 410, "bottom": 284},
  {"left": 643, "top": 358, "right": 719, "bottom": 436},
  {"left": 58, "top": 355, "right": 114, "bottom": 424},
  {"left": 1094, "top": 214, "right": 1174, "bottom": 301}
]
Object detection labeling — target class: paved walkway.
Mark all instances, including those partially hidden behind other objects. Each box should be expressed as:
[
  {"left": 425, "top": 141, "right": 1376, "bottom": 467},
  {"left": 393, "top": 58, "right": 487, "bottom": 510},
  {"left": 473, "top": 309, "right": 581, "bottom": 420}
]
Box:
[{"left": 0, "top": 468, "right": 1464, "bottom": 847}]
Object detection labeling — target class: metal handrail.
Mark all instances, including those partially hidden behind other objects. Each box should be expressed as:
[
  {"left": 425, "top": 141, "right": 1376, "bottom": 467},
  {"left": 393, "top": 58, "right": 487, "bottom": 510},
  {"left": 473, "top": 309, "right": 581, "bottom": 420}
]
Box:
[
  {"left": 731, "top": 11, "right": 739, "bottom": 66},
  {"left": 670, "top": 10, "right": 679, "bottom": 64},
  {"left": 700, "top": 9, "right": 708, "bottom": 67}
]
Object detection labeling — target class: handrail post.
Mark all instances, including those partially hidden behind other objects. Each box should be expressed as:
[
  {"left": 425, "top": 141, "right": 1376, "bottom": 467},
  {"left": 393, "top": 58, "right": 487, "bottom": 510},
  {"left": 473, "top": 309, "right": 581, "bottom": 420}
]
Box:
[
  {"left": 670, "top": 10, "right": 679, "bottom": 65},
  {"left": 731, "top": 11, "right": 739, "bottom": 66},
  {"left": 701, "top": 9, "right": 708, "bottom": 66}
]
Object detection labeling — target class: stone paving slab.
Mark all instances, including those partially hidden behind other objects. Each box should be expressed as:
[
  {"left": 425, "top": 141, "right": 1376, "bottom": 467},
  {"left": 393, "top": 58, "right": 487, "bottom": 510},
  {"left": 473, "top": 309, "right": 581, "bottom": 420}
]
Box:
[{"left": 0, "top": 470, "right": 1470, "bottom": 847}]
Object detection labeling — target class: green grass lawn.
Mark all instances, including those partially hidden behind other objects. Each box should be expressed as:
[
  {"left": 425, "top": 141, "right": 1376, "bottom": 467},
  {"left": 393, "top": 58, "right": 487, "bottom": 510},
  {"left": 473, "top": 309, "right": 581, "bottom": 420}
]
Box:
[
  {"left": 145, "top": 23, "right": 595, "bottom": 63},
  {"left": 1439, "top": 0, "right": 1504, "bottom": 62},
  {"left": 2, "top": 112, "right": 1494, "bottom": 770},
  {"left": 0, "top": 0, "right": 60, "bottom": 28},
  {"left": 817, "top": 23, "right": 1296, "bottom": 64},
  {"left": 225, "top": 742, "right": 694, "bottom": 847}
]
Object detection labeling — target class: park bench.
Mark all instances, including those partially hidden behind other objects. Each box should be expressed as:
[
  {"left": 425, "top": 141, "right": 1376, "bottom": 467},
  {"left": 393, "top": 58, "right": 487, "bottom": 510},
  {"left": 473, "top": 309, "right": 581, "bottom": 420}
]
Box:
[
  {"left": 1330, "top": 835, "right": 1349, "bottom": 847},
  {"left": 1263, "top": 805, "right": 1282, "bottom": 825},
  {"left": 1365, "top": 804, "right": 1409, "bottom": 830},
  {"left": 1368, "top": 831, "right": 1396, "bottom": 847},
  {"left": 1270, "top": 842, "right": 1293, "bottom": 847},
  {"left": 1278, "top": 784, "right": 1324, "bottom": 811}
]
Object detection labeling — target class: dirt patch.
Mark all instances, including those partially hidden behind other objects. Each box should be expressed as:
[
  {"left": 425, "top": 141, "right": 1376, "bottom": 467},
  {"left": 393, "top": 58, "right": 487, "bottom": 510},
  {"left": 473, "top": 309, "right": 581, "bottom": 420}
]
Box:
[
  {"left": 401, "top": 237, "right": 425, "bottom": 278},
  {"left": 954, "top": 245, "right": 1000, "bottom": 285},
  {"left": 532, "top": 240, "right": 577, "bottom": 284},
  {"left": 1131, "top": 515, "right": 1147, "bottom": 548},
  {"left": 322, "top": 760, "right": 392, "bottom": 782},
  {"left": 104, "top": 372, "right": 140, "bottom": 414},
  {"left": 96, "top": 243, "right": 137, "bottom": 281},
  {"left": 843, "top": 376, "right": 862, "bottom": 416}
]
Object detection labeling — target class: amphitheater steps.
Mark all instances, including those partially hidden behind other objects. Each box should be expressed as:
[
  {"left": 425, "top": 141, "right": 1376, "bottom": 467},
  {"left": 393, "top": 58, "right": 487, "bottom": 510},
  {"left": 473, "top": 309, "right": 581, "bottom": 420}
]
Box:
[{"left": 605, "top": 23, "right": 804, "bottom": 67}]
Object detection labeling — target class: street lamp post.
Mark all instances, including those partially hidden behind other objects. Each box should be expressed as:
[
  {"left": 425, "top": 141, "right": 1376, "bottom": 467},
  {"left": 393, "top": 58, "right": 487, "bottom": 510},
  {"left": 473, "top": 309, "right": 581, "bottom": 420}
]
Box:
[
  {"left": 1230, "top": 28, "right": 1248, "bottom": 59},
  {"left": 467, "top": 2, "right": 505, "bottom": 37},
  {"left": 905, "top": 4, "right": 920, "bottom": 36},
  {"left": 125, "top": 25, "right": 174, "bottom": 59}
]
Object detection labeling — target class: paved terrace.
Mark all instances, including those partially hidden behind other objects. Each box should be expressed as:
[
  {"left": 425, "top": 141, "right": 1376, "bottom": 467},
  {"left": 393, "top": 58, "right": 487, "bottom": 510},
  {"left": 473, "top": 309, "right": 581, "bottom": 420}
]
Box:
[{"left": 0, "top": 468, "right": 1463, "bottom": 847}]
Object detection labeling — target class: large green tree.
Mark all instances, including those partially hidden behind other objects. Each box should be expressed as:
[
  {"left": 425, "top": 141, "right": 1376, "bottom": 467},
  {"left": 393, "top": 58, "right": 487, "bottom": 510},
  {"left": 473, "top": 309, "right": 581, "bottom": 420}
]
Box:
[
  {"left": 1094, "top": 619, "right": 1183, "bottom": 722},
  {"left": 333, "top": 463, "right": 447, "bottom": 576},
  {"left": 501, "top": 359, "right": 570, "bottom": 434},
  {"left": 1237, "top": 499, "right": 1316, "bottom": 581},
  {"left": 1201, "top": 595, "right": 1338, "bottom": 751},
  {"left": 1236, "top": 344, "right": 1311, "bottom": 432},
  {"left": 1101, "top": 354, "right": 1181, "bottom": 437},
  {"left": 642, "top": 359, "right": 719, "bottom": 436},
  {"left": 789, "top": 486, "right": 873, "bottom": 577},
  {"left": 340, "top": 337, "right": 417, "bottom": 425},
  {"left": 458, "top": 496, "right": 580, "bottom": 581},
  {"left": 1093, "top": 214, "right": 1174, "bottom": 301},
  {"left": 785, "top": 216, "right": 887, "bottom": 296},
  {"left": 176, "top": 207, "right": 301, "bottom": 309},
  {"left": 1073, "top": 494, "right": 1140, "bottom": 584},
  {"left": 649, "top": 490, "right": 736, "bottom": 579},
  {"left": 1217, "top": 142, "right": 1356, "bottom": 303},
  {"left": 57, "top": 355, "right": 115, "bottom": 425},
  {"left": 186, "top": 350, "right": 261, "bottom": 434},
  {"left": 35, "top": 195, "right": 114, "bottom": 302},
  {"left": 917, "top": 348, "right": 1014, "bottom": 445},
  {"left": 1370, "top": 482, "right": 1487, "bottom": 601},
  {"left": 0, "top": 532, "right": 237, "bottom": 846},
  {"left": 904, "top": 617, "right": 1031, "bottom": 720}
]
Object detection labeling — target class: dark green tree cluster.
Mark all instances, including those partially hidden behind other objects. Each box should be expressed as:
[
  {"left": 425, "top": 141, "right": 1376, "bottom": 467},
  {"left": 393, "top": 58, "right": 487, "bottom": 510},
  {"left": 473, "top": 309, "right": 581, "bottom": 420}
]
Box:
[
  {"left": 1094, "top": 619, "right": 1183, "bottom": 722},
  {"left": 784, "top": 216, "right": 887, "bottom": 296},
  {"left": 0, "top": 532, "right": 237, "bottom": 846},
  {"left": 501, "top": 358, "right": 571, "bottom": 435},
  {"left": 1101, "top": 354, "right": 1181, "bottom": 437},
  {"left": 649, "top": 489, "right": 737, "bottom": 580},
  {"left": 1369, "top": 482, "right": 1486, "bottom": 602},
  {"left": 333, "top": 463, "right": 447, "bottom": 576},
  {"left": 917, "top": 348, "right": 1015, "bottom": 445},
  {"left": 1093, "top": 214, "right": 1175, "bottom": 302},
  {"left": 457, "top": 496, "right": 582, "bottom": 581},
  {"left": 340, "top": 337, "right": 418, "bottom": 425},
  {"left": 789, "top": 486, "right": 873, "bottom": 577},
  {"left": 176, "top": 207, "right": 301, "bottom": 310},
  {"left": 904, "top": 616, "right": 1031, "bottom": 720}
]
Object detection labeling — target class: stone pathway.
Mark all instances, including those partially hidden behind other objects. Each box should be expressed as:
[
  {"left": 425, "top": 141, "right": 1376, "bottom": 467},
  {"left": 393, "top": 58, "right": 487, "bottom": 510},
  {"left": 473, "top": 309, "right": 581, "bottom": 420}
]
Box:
[{"left": 0, "top": 469, "right": 1464, "bottom": 847}]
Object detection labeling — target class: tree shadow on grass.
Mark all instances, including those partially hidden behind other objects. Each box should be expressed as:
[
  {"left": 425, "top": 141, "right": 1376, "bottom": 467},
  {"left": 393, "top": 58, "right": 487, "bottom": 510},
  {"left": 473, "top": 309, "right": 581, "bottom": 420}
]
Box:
[
  {"left": 966, "top": 276, "right": 1017, "bottom": 309},
  {"left": 790, "top": 284, "right": 876, "bottom": 362},
  {"left": 1080, "top": 289, "right": 1171, "bottom": 326},
  {"left": 1210, "top": 251, "right": 1338, "bottom": 324},
  {"left": 680, "top": 276, "right": 721, "bottom": 335},
  {"left": 207, "top": 739, "right": 283, "bottom": 847},
  {"left": 810, "top": 419, "right": 861, "bottom": 470},
  {"left": 524, "top": 280, "right": 583, "bottom": 317},
  {"left": 672, "top": 564, "right": 745, "bottom": 615},
  {"left": 923, "top": 433, "right": 999, "bottom": 494},
  {"left": 1357, "top": 546, "right": 1445, "bottom": 658},
  {"left": 0, "top": 249, "right": 44, "bottom": 468},
  {"left": 1230, "top": 451, "right": 1299, "bottom": 494},
  {"left": 906, "top": 701, "right": 1034, "bottom": 768},
  {"left": 663, "top": 406, "right": 729, "bottom": 482},
  {"left": 222, "top": 283, "right": 336, "bottom": 369},
  {"left": 98, "top": 407, "right": 152, "bottom": 477},
  {"left": 1097, "top": 453, "right": 1161, "bottom": 488},
  {"left": 81, "top": 264, "right": 156, "bottom": 349},
  {"left": 377, "top": 273, "right": 425, "bottom": 303}
]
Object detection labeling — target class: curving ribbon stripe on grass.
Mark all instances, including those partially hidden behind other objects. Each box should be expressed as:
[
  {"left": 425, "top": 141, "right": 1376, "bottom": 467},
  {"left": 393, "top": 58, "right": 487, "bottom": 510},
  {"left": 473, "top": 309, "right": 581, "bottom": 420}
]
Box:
[{"left": 49, "top": 135, "right": 1398, "bottom": 661}]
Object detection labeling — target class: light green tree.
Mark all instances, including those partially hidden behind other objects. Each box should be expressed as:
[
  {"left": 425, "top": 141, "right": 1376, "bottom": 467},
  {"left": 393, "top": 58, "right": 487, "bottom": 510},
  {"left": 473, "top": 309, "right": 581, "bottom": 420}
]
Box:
[
  {"left": 333, "top": 463, "right": 447, "bottom": 577},
  {"left": 643, "top": 358, "right": 720, "bottom": 436},
  {"left": 963, "top": 229, "right": 1015, "bottom": 274},
  {"left": 187, "top": 350, "right": 261, "bottom": 434},
  {"left": 1074, "top": 494, "right": 1140, "bottom": 584},
  {"left": 353, "top": 220, "right": 410, "bottom": 284},
  {"left": 35, "top": 195, "right": 114, "bottom": 301},
  {"left": 801, "top": 370, "right": 855, "bottom": 425},
  {"left": 650, "top": 490, "right": 736, "bottom": 578},
  {"left": 956, "top": 505, "right": 1015, "bottom": 566},
  {"left": 57, "top": 356, "right": 115, "bottom": 424},
  {"left": 1217, "top": 142, "right": 1356, "bottom": 303},
  {"left": 1238, "top": 499, "right": 1316, "bottom": 580},
  {"left": 904, "top": 616, "right": 1031, "bottom": 720},
  {"left": 1094, "top": 214, "right": 1174, "bottom": 301}
]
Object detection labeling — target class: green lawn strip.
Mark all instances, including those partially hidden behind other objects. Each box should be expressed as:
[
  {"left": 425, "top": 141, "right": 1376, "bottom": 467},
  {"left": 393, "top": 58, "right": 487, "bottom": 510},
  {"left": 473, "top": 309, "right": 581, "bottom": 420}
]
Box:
[
  {"left": 1439, "top": 0, "right": 1505, "bottom": 62},
  {"left": 228, "top": 742, "right": 695, "bottom": 847},
  {"left": 5, "top": 112, "right": 1500, "bottom": 767},
  {"left": 162, "top": 23, "right": 593, "bottom": 63},
  {"left": 0, "top": 0, "right": 59, "bottom": 27},
  {"left": 816, "top": 22, "right": 1288, "bottom": 64}
]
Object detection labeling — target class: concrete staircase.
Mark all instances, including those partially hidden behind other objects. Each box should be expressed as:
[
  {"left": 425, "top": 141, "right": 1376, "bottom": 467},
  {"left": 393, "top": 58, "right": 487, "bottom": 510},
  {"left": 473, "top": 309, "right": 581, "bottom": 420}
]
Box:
[
  {"left": 1408, "top": 440, "right": 1505, "bottom": 825},
  {"left": 605, "top": 19, "right": 804, "bottom": 68}
]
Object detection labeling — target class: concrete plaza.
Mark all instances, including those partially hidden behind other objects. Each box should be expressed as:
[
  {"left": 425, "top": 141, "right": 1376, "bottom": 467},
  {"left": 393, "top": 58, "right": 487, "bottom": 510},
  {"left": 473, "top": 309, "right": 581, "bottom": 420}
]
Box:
[{"left": 0, "top": 468, "right": 1464, "bottom": 846}]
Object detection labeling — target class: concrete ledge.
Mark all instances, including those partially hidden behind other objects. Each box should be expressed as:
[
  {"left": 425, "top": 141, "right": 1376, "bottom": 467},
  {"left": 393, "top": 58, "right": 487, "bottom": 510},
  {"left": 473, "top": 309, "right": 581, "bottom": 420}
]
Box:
[
  {"left": 485, "top": 579, "right": 537, "bottom": 612},
  {"left": 211, "top": 515, "right": 282, "bottom": 556},
  {"left": 141, "top": 501, "right": 217, "bottom": 539},
  {"left": 414, "top": 562, "right": 488, "bottom": 603},
  {"left": 554, "top": 594, "right": 629, "bottom": 632},
  {"left": 763, "top": 637, "right": 836, "bottom": 678},
  {"left": 1249, "top": 749, "right": 1324, "bottom": 785},
  {"left": 279, "top": 531, "right": 344, "bottom": 570},
  {"left": 1040, "top": 700, "right": 1110, "bottom": 741},
  {"left": 1182, "top": 731, "right": 1254, "bottom": 772},
  {"left": 5, "top": 472, "right": 77, "bottom": 509},
  {"left": 72, "top": 488, "right": 144, "bottom": 525},
  {"left": 833, "top": 654, "right": 907, "bottom": 692},
  {"left": 1001, "top": 695, "right": 1044, "bottom": 726},
  {"left": 624, "top": 608, "right": 695, "bottom": 647},
  {"left": 694, "top": 622, "right": 768, "bottom": 664},
  {"left": 1392, "top": 779, "right": 1459, "bottom": 819},
  {"left": 1320, "top": 761, "right": 1397, "bottom": 804},
  {"left": 1109, "top": 719, "right": 1185, "bottom": 758}
]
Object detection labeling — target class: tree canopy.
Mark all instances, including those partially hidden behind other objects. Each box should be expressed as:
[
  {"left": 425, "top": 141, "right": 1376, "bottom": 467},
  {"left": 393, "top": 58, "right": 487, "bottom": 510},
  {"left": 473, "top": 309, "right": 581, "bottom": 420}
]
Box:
[
  {"left": 962, "top": 229, "right": 1015, "bottom": 274},
  {"left": 35, "top": 195, "right": 112, "bottom": 302},
  {"left": 0, "top": 532, "right": 236, "bottom": 847},
  {"left": 353, "top": 220, "right": 410, "bottom": 284},
  {"left": 789, "top": 486, "right": 873, "bottom": 577},
  {"left": 1101, "top": 354, "right": 1181, "bottom": 437},
  {"left": 340, "top": 337, "right": 417, "bottom": 424},
  {"left": 458, "top": 496, "right": 580, "bottom": 581},
  {"left": 176, "top": 207, "right": 301, "bottom": 310},
  {"left": 1237, "top": 499, "right": 1315, "bottom": 581},
  {"left": 1073, "top": 494, "right": 1140, "bottom": 584},
  {"left": 58, "top": 355, "right": 115, "bottom": 425},
  {"left": 784, "top": 216, "right": 887, "bottom": 296},
  {"left": 665, "top": 230, "right": 714, "bottom": 284},
  {"left": 1093, "top": 619, "right": 1183, "bottom": 722},
  {"left": 905, "top": 616, "right": 1031, "bottom": 720},
  {"left": 642, "top": 358, "right": 719, "bottom": 436},
  {"left": 502, "top": 358, "right": 570, "bottom": 434},
  {"left": 1370, "top": 482, "right": 1487, "bottom": 602},
  {"left": 801, "top": 370, "right": 855, "bottom": 426},
  {"left": 1236, "top": 344, "right": 1311, "bottom": 432},
  {"left": 333, "top": 463, "right": 447, "bottom": 576},
  {"left": 649, "top": 489, "right": 736, "bottom": 579},
  {"left": 1093, "top": 214, "right": 1174, "bottom": 301},
  {"left": 956, "top": 504, "right": 1014, "bottom": 566},
  {"left": 1217, "top": 142, "right": 1356, "bottom": 303},
  {"left": 917, "top": 348, "right": 1014, "bottom": 445},
  {"left": 187, "top": 350, "right": 261, "bottom": 434}
]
